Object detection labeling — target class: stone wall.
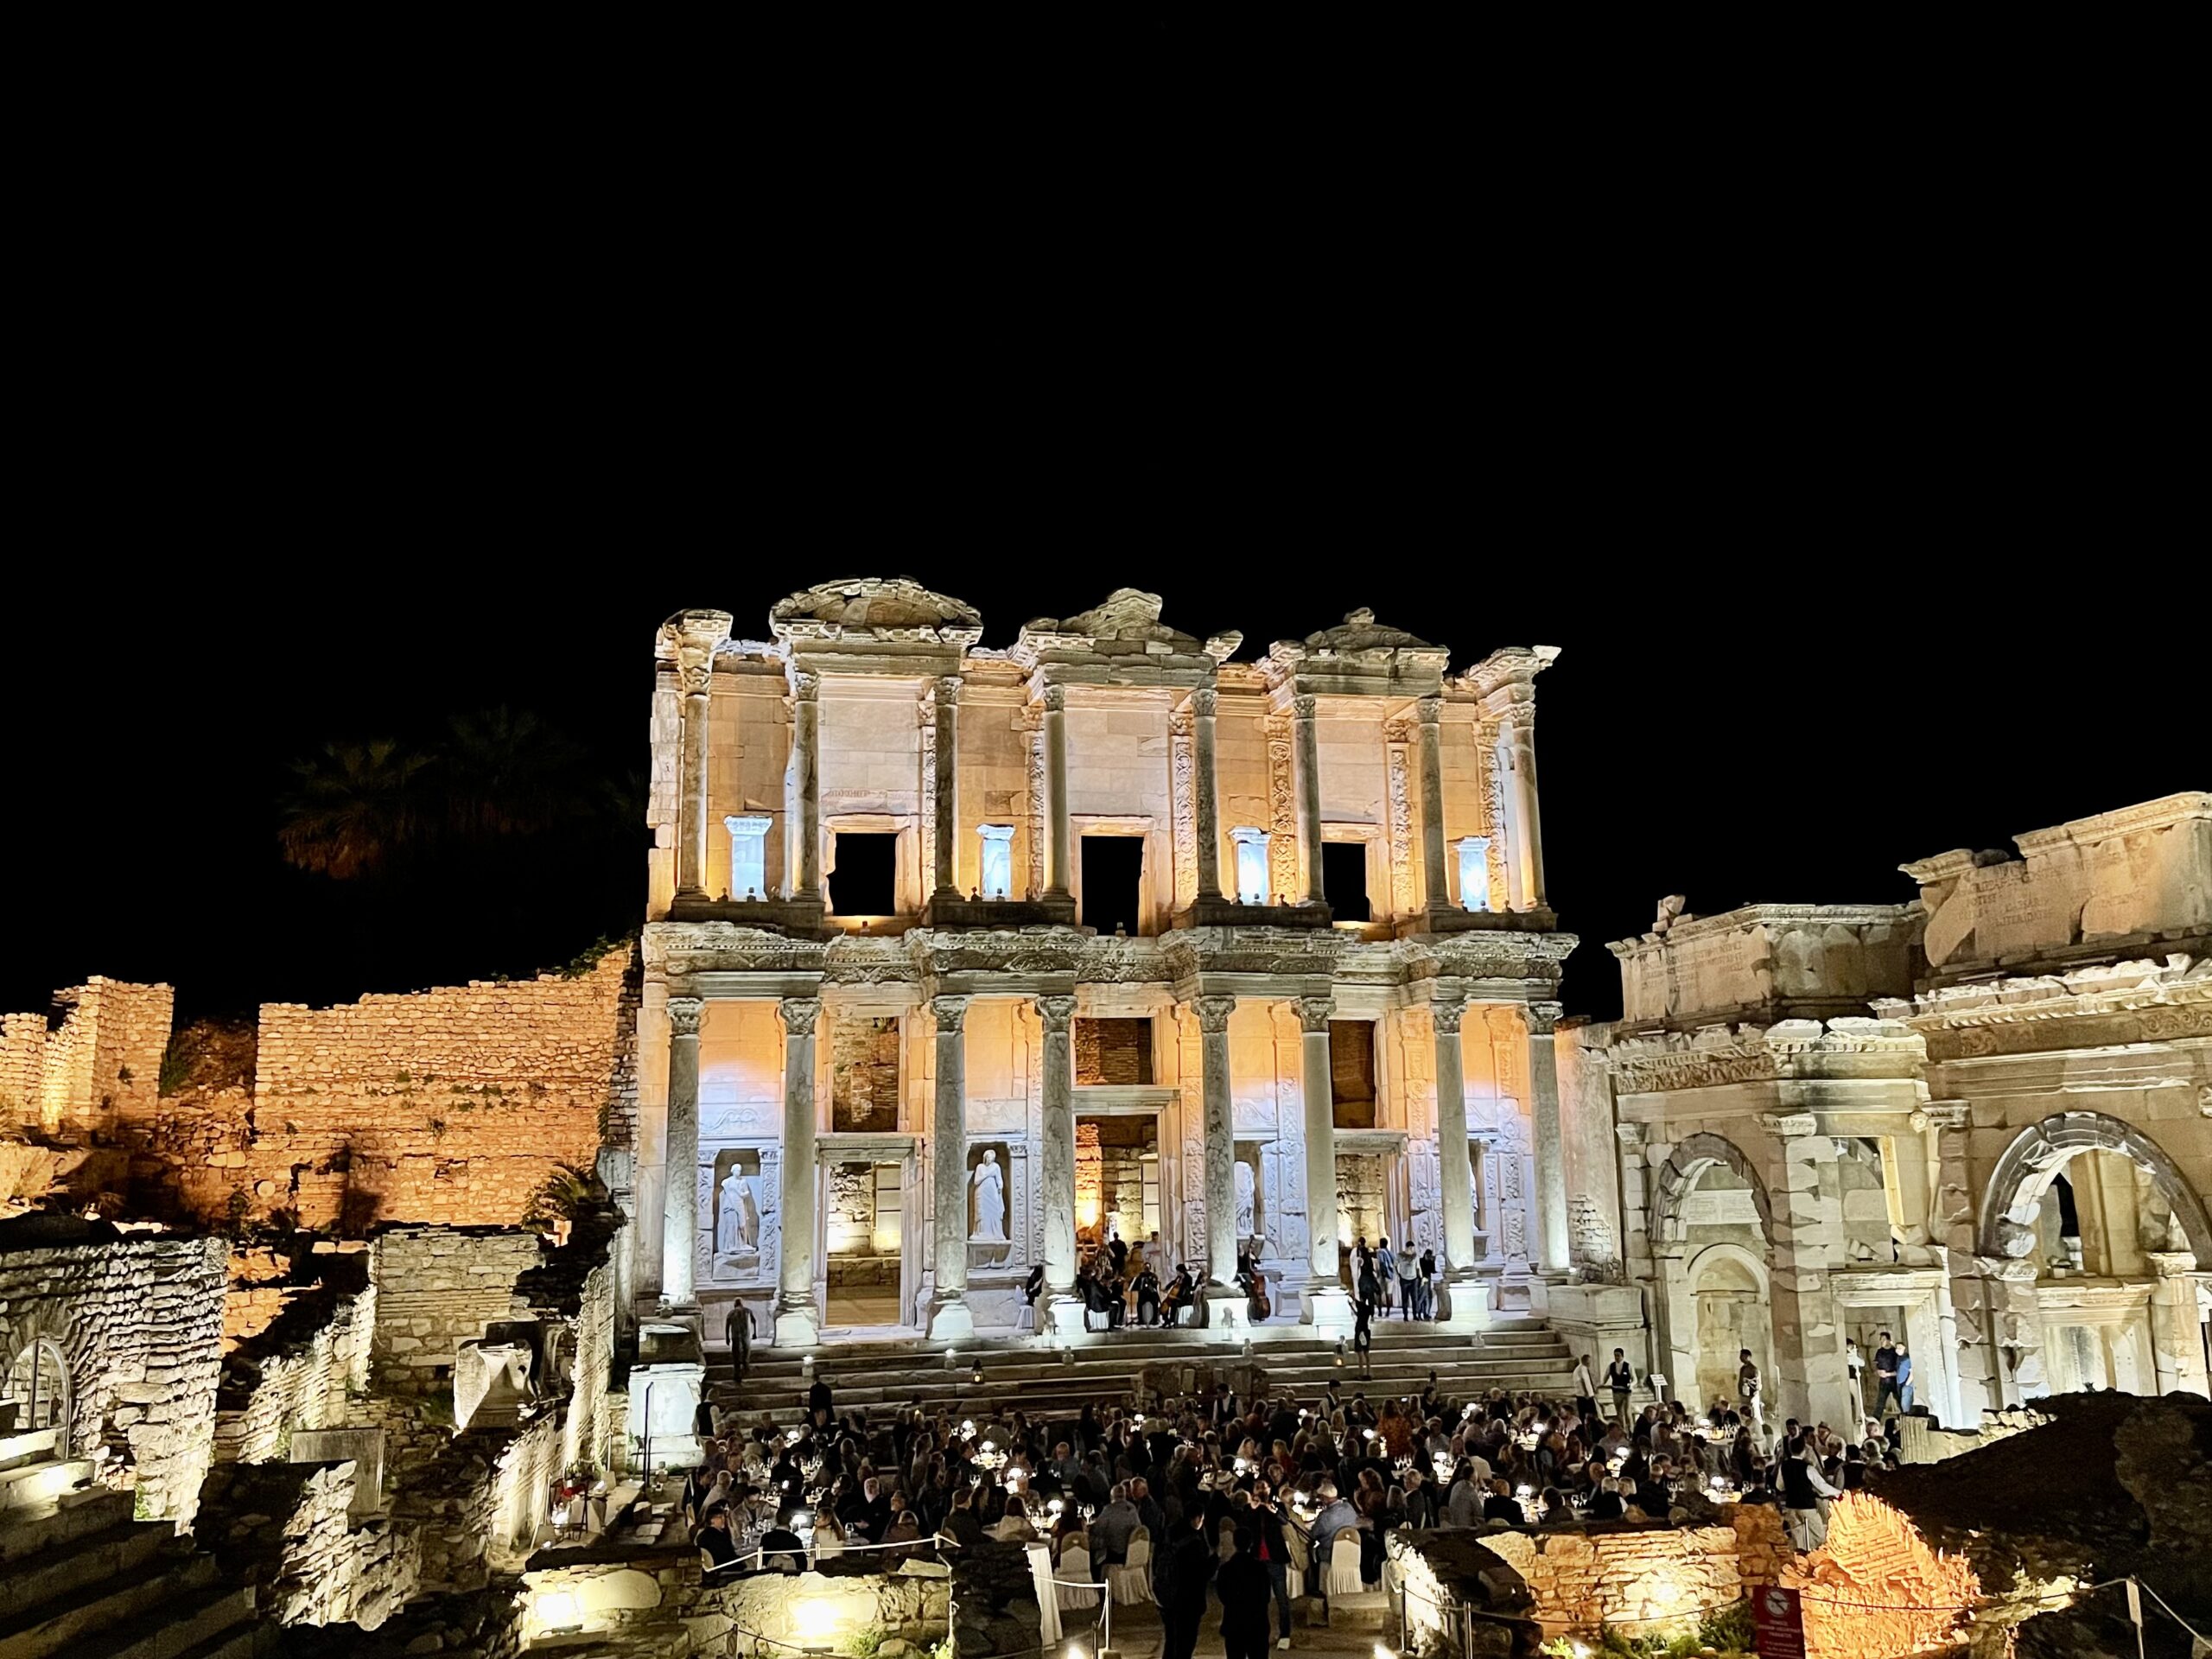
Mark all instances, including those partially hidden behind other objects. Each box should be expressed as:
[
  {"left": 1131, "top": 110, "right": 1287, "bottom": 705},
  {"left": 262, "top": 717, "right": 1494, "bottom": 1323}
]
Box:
[
  {"left": 1789, "top": 1492, "right": 1979, "bottom": 1659},
  {"left": 0, "top": 1223, "right": 226, "bottom": 1523},
  {"left": 394, "top": 1411, "right": 564, "bottom": 1590},
  {"left": 245, "top": 950, "right": 631, "bottom": 1232},
  {"left": 0, "top": 976, "right": 172, "bottom": 1137},
  {"left": 199, "top": 1458, "right": 422, "bottom": 1630},
  {"left": 370, "top": 1226, "right": 546, "bottom": 1396},
  {"left": 830, "top": 1015, "right": 901, "bottom": 1130},
  {"left": 1476, "top": 1508, "right": 1788, "bottom": 1637},
  {"left": 215, "top": 1256, "right": 376, "bottom": 1465}
]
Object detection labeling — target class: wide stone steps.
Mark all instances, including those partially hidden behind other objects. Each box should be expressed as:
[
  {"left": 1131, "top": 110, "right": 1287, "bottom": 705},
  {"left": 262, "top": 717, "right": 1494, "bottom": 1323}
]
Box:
[
  {"left": 0, "top": 1462, "right": 268, "bottom": 1659},
  {"left": 709, "top": 1321, "right": 1577, "bottom": 1422}
]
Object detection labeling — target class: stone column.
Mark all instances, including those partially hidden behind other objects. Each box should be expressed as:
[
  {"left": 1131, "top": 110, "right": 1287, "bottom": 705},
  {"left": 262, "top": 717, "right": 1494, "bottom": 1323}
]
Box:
[
  {"left": 1297, "top": 996, "right": 1352, "bottom": 1336},
  {"left": 1036, "top": 995, "right": 1081, "bottom": 1332},
  {"left": 2146, "top": 1253, "right": 2211, "bottom": 1398},
  {"left": 1416, "top": 696, "right": 1449, "bottom": 914},
  {"left": 1043, "top": 686, "right": 1071, "bottom": 898},
  {"left": 1433, "top": 995, "right": 1476, "bottom": 1274},
  {"left": 663, "top": 998, "right": 703, "bottom": 1308},
  {"left": 676, "top": 663, "right": 713, "bottom": 903},
  {"left": 786, "top": 669, "right": 822, "bottom": 900},
  {"left": 774, "top": 999, "right": 821, "bottom": 1346},
  {"left": 1291, "top": 695, "right": 1324, "bottom": 905},
  {"left": 928, "top": 995, "right": 976, "bottom": 1339},
  {"left": 1526, "top": 1001, "right": 1570, "bottom": 1271},
  {"left": 1508, "top": 709, "right": 1547, "bottom": 908},
  {"left": 1771, "top": 1129, "right": 1857, "bottom": 1429},
  {"left": 931, "top": 677, "right": 961, "bottom": 903},
  {"left": 1192, "top": 996, "right": 1240, "bottom": 1298},
  {"left": 1192, "top": 689, "right": 1223, "bottom": 901}
]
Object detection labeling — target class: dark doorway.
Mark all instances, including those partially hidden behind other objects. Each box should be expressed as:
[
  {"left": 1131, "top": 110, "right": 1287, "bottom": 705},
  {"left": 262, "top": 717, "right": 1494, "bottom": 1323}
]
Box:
[
  {"left": 830, "top": 832, "right": 898, "bottom": 916},
  {"left": 1322, "top": 843, "right": 1370, "bottom": 921},
  {"left": 1081, "top": 836, "right": 1143, "bottom": 936}
]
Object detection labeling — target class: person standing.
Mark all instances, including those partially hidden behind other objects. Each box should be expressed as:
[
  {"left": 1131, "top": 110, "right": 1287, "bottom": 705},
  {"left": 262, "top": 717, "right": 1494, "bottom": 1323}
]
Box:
[
  {"left": 1605, "top": 1348, "right": 1635, "bottom": 1425},
  {"left": 1163, "top": 1507, "right": 1217, "bottom": 1659},
  {"left": 1895, "top": 1345, "right": 1915, "bottom": 1415},
  {"left": 1573, "top": 1354, "right": 1598, "bottom": 1427},
  {"left": 1396, "top": 1239, "right": 1419, "bottom": 1319},
  {"left": 1738, "top": 1351, "right": 1764, "bottom": 1437},
  {"left": 1416, "top": 1247, "right": 1437, "bottom": 1319},
  {"left": 1371, "top": 1237, "right": 1395, "bottom": 1313},
  {"left": 726, "top": 1299, "right": 753, "bottom": 1383},
  {"left": 1215, "top": 1525, "right": 1274, "bottom": 1659},
  {"left": 1872, "top": 1332, "right": 1903, "bottom": 1418},
  {"left": 1352, "top": 1297, "right": 1373, "bottom": 1379},
  {"left": 1845, "top": 1338, "right": 1865, "bottom": 1414}
]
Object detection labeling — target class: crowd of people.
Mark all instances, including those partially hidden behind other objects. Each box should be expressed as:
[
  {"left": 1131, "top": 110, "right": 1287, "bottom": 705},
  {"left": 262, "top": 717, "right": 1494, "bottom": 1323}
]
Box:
[
  {"left": 676, "top": 1347, "right": 1915, "bottom": 1643},
  {"left": 1032, "top": 1230, "right": 1456, "bottom": 1332}
]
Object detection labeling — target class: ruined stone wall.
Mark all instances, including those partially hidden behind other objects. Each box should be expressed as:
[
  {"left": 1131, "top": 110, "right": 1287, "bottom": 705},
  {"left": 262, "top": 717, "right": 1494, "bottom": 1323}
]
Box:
[
  {"left": 1789, "top": 1492, "right": 1979, "bottom": 1659},
  {"left": 0, "top": 976, "right": 173, "bottom": 1137},
  {"left": 0, "top": 1227, "right": 226, "bottom": 1523},
  {"left": 215, "top": 1266, "right": 376, "bottom": 1465},
  {"left": 238, "top": 950, "right": 630, "bottom": 1231},
  {"left": 370, "top": 1227, "right": 546, "bottom": 1396},
  {"left": 1478, "top": 1508, "right": 1789, "bottom": 1637},
  {"left": 1554, "top": 1020, "right": 1619, "bottom": 1270},
  {"left": 199, "top": 1458, "right": 422, "bottom": 1630},
  {"left": 395, "top": 1411, "right": 563, "bottom": 1590}
]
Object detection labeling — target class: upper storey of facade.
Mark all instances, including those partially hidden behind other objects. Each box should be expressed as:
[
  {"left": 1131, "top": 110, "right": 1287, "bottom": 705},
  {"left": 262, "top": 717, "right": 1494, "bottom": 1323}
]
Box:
[{"left": 646, "top": 578, "right": 1561, "bottom": 942}]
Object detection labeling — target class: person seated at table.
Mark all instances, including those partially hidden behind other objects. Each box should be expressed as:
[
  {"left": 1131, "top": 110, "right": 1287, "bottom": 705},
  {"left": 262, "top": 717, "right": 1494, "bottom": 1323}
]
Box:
[
  {"left": 697, "top": 1506, "right": 745, "bottom": 1573},
  {"left": 758, "top": 1516, "right": 807, "bottom": 1573}
]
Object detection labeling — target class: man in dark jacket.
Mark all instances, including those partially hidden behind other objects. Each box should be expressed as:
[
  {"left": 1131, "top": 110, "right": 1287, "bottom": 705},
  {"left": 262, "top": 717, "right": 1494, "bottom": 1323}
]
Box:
[
  {"left": 1162, "top": 1507, "right": 1217, "bottom": 1659},
  {"left": 1215, "top": 1525, "right": 1274, "bottom": 1659}
]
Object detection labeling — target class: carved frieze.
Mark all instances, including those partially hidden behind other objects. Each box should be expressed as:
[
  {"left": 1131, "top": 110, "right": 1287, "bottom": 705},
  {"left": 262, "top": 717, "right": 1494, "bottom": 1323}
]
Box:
[
  {"left": 1170, "top": 715, "right": 1198, "bottom": 911},
  {"left": 1385, "top": 728, "right": 1416, "bottom": 916}
]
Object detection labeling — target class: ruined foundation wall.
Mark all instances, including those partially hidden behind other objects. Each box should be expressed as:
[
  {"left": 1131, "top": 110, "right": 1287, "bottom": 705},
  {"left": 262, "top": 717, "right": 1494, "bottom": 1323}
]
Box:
[
  {"left": 215, "top": 1268, "right": 378, "bottom": 1465},
  {"left": 0, "top": 977, "right": 173, "bottom": 1137},
  {"left": 1478, "top": 1508, "right": 1789, "bottom": 1637},
  {"left": 0, "top": 1229, "right": 226, "bottom": 1524},
  {"left": 199, "top": 1458, "right": 423, "bottom": 1630},
  {"left": 369, "top": 1227, "right": 546, "bottom": 1396}
]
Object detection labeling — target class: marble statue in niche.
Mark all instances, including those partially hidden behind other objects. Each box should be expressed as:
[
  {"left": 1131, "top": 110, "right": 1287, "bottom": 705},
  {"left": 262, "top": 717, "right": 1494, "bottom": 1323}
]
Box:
[
  {"left": 971, "top": 1147, "right": 1007, "bottom": 1242},
  {"left": 711, "top": 1147, "right": 766, "bottom": 1283}
]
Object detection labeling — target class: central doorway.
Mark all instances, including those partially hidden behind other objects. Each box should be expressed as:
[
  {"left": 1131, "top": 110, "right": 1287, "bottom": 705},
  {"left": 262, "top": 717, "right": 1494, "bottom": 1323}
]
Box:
[
  {"left": 1077, "top": 1114, "right": 1160, "bottom": 1263},
  {"left": 816, "top": 1135, "right": 919, "bottom": 1333}
]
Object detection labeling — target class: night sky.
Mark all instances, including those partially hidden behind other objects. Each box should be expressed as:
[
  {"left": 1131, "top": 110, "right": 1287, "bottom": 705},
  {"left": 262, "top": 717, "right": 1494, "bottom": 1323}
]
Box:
[{"left": 11, "top": 550, "right": 2199, "bottom": 1029}]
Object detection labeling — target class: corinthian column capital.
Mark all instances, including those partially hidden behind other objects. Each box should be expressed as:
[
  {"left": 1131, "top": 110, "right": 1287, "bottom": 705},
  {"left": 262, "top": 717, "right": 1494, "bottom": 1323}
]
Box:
[
  {"left": 778, "top": 998, "right": 821, "bottom": 1037},
  {"left": 1035, "top": 995, "right": 1076, "bottom": 1033},
  {"left": 1191, "top": 995, "right": 1237, "bottom": 1035},
  {"left": 1294, "top": 996, "right": 1335, "bottom": 1033},
  {"left": 667, "top": 996, "right": 704, "bottom": 1037}
]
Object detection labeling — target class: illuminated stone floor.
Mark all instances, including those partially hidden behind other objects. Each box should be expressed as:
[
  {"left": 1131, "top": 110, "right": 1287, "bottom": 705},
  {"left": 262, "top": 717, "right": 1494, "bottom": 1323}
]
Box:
[
  {"left": 1065, "top": 1597, "right": 1388, "bottom": 1659},
  {"left": 824, "top": 1287, "right": 903, "bottom": 1326}
]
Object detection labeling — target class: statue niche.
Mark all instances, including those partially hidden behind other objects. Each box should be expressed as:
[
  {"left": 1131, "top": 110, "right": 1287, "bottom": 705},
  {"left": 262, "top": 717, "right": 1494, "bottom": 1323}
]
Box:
[{"left": 712, "top": 1148, "right": 766, "bottom": 1283}]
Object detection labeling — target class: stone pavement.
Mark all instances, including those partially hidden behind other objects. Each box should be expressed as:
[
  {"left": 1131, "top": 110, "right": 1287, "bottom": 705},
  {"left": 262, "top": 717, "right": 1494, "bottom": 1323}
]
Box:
[{"left": 1061, "top": 1595, "right": 1390, "bottom": 1659}]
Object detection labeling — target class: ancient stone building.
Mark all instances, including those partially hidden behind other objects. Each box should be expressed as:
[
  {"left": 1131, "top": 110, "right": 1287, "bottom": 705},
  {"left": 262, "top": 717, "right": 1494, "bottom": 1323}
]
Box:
[
  {"left": 634, "top": 580, "right": 1577, "bottom": 1344},
  {"left": 1567, "top": 791, "right": 2212, "bottom": 1431}
]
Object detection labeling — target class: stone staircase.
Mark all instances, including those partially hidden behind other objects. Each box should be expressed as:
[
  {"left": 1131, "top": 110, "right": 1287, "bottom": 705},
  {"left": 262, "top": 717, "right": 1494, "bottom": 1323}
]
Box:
[
  {"left": 709, "top": 1317, "right": 1579, "bottom": 1425},
  {"left": 0, "top": 1440, "right": 268, "bottom": 1659}
]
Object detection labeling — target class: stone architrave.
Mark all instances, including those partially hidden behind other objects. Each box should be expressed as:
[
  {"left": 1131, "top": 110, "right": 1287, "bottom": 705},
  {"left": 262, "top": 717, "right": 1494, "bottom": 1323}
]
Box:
[
  {"left": 1297, "top": 995, "right": 1353, "bottom": 1336},
  {"left": 928, "top": 996, "right": 976, "bottom": 1338},
  {"left": 774, "top": 999, "right": 821, "bottom": 1346},
  {"left": 664, "top": 998, "right": 703, "bottom": 1309}
]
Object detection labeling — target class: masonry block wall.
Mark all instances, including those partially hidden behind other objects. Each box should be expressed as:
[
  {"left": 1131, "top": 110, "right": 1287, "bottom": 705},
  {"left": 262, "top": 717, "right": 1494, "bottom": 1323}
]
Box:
[
  {"left": 214, "top": 1263, "right": 376, "bottom": 1465},
  {"left": 198, "top": 1458, "right": 423, "bottom": 1630},
  {"left": 244, "top": 950, "right": 632, "bottom": 1231},
  {"left": 0, "top": 976, "right": 173, "bottom": 1135},
  {"left": 1480, "top": 1508, "right": 1788, "bottom": 1637},
  {"left": 0, "top": 1227, "right": 226, "bottom": 1524},
  {"left": 370, "top": 1227, "right": 547, "bottom": 1396}
]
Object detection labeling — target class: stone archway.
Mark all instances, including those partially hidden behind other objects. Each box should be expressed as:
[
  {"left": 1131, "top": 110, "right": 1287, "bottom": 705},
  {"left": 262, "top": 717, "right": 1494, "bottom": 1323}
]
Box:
[
  {"left": 1650, "top": 1132, "right": 1776, "bottom": 1249},
  {"left": 1977, "top": 1110, "right": 2212, "bottom": 1264},
  {"left": 1687, "top": 1242, "right": 1771, "bottom": 1411}
]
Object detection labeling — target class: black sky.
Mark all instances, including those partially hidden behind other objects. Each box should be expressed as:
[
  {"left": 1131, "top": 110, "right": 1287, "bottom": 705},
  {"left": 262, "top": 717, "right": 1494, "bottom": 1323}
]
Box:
[{"left": 9, "top": 543, "right": 2201, "bottom": 1027}]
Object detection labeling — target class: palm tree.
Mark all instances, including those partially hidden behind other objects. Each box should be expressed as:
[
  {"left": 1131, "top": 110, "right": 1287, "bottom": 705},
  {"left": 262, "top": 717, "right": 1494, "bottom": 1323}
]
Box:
[
  {"left": 277, "top": 739, "right": 434, "bottom": 880},
  {"left": 441, "top": 707, "right": 593, "bottom": 841}
]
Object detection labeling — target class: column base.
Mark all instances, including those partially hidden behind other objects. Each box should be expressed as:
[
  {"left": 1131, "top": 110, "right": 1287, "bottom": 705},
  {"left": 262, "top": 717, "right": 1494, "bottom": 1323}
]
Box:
[
  {"left": 1043, "top": 1294, "right": 1090, "bottom": 1340},
  {"left": 1434, "top": 1274, "right": 1491, "bottom": 1332},
  {"left": 773, "top": 1303, "right": 821, "bottom": 1349},
  {"left": 927, "top": 1294, "right": 976, "bottom": 1341},
  {"left": 1306, "top": 1286, "right": 1356, "bottom": 1339},
  {"left": 1200, "top": 1286, "right": 1250, "bottom": 1337}
]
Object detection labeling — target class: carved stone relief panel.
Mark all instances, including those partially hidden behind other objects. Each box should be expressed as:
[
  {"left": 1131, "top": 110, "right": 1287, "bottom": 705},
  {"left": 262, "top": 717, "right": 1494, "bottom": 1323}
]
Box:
[{"left": 1266, "top": 715, "right": 1298, "bottom": 901}]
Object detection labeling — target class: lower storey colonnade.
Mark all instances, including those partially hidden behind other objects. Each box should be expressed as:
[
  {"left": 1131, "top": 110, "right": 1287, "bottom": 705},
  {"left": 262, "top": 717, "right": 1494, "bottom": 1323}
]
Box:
[{"left": 633, "top": 928, "right": 1574, "bottom": 1348}]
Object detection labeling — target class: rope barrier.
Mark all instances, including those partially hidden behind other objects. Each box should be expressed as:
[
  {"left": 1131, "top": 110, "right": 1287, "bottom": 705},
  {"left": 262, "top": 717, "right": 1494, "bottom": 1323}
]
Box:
[{"left": 2130, "top": 1579, "right": 2209, "bottom": 1645}]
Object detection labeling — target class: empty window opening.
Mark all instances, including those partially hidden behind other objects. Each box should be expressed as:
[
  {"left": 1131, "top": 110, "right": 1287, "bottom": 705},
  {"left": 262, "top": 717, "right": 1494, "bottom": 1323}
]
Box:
[
  {"left": 1323, "top": 842, "right": 1370, "bottom": 921},
  {"left": 1076, "top": 1018, "right": 1154, "bottom": 1085},
  {"left": 830, "top": 832, "right": 898, "bottom": 916},
  {"left": 1082, "top": 836, "right": 1144, "bottom": 936},
  {"left": 1330, "top": 1020, "right": 1377, "bottom": 1129}
]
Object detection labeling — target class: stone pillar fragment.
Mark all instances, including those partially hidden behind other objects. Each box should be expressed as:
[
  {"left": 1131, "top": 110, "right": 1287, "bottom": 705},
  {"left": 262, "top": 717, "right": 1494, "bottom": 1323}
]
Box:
[
  {"left": 1416, "top": 696, "right": 1449, "bottom": 915},
  {"left": 1770, "top": 1132, "right": 1855, "bottom": 1429},
  {"left": 1297, "top": 996, "right": 1352, "bottom": 1336},
  {"left": 1036, "top": 995, "right": 1082, "bottom": 1333},
  {"left": 774, "top": 999, "right": 821, "bottom": 1346},
  {"left": 1433, "top": 995, "right": 1476, "bottom": 1274},
  {"left": 1526, "top": 1002, "right": 1570, "bottom": 1271},
  {"left": 1291, "top": 696, "right": 1324, "bottom": 905},
  {"left": 1192, "top": 689, "right": 1222, "bottom": 901},
  {"left": 1192, "top": 996, "right": 1240, "bottom": 1306},
  {"left": 1043, "top": 687, "right": 1071, "bottom": 898},
  {"left": 663, "top": 998, "right": 703, "bottom": 1308},
  {"left": 787, "top": 670, "right": 822, "bottom": 899},
  {"left": 2146, "top": 1252, "right": 2210, "bottom": 1398},
  {"left": 928, "top": 996, "right": 975, "bottom": 1338},
  {"left": 931, "top": 677, "right": 961, "bottom": 903}
]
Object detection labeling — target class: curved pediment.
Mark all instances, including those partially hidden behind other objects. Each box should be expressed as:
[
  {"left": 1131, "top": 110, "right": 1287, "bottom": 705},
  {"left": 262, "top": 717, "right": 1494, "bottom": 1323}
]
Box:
[
  {"left": 1300, "top": 607, "right": 1437, "bottom": 654},
  {"left": 770, "top": 577, "right": 982, "bottom": 639}
]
